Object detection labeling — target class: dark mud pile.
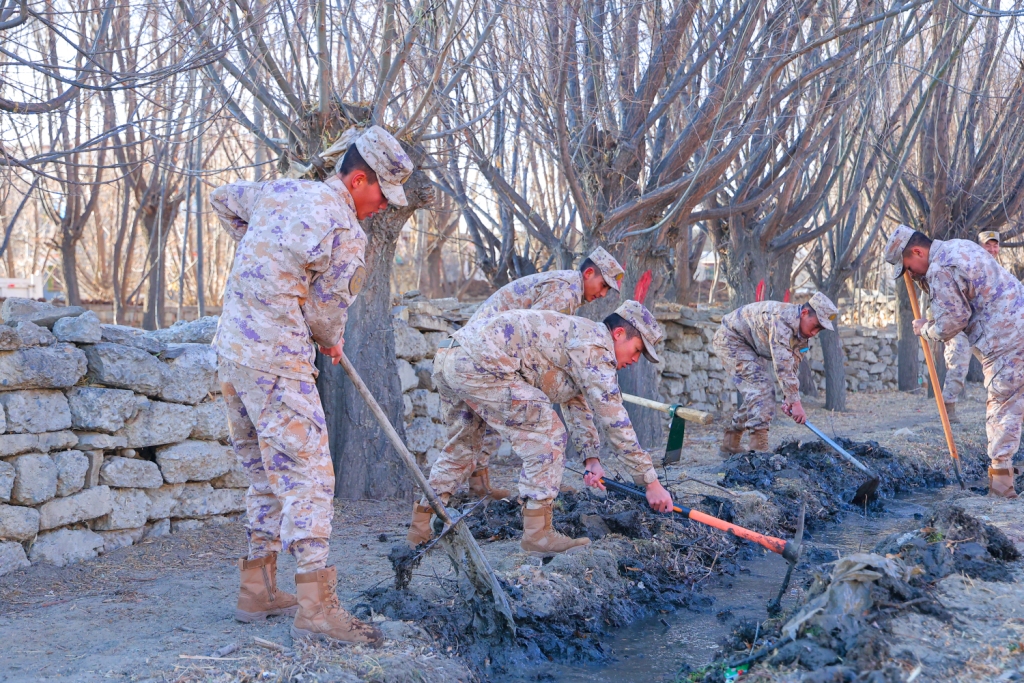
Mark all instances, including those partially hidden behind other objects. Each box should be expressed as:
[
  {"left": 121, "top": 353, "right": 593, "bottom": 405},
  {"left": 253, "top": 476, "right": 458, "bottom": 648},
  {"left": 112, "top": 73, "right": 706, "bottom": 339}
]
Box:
[
  {"left": 364, "top": 489, "right": 767, "bottom": 676},
  {"left": 719, "top": 439, "right": 947, "bottom": 530},
  {"left": 696, "top": 502, "right": 1019, "bottom": 682}
]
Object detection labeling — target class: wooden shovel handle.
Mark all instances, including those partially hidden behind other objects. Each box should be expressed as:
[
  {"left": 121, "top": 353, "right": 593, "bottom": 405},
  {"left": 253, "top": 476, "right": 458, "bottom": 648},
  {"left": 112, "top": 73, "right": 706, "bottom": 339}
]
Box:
[
  {"left": 338, "top": 352, "right": 452, "bottom": 523},
  {"left": 903, "top": 273, "right": 962, "bottom": 470}
]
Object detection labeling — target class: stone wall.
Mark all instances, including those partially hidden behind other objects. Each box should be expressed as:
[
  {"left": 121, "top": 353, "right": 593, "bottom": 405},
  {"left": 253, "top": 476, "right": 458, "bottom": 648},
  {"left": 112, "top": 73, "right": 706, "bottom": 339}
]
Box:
[{"left": 0, "top": 298, "right": 238, "bottom": 576}]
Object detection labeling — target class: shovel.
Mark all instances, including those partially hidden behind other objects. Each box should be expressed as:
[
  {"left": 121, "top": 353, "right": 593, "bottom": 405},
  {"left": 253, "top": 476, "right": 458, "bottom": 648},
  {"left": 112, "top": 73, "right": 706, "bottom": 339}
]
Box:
[
  {"left": 620, "top": 393, "right": 713, "bottom": 465},
  {"left": 804, "top": 421, "right": 880, "bottom": 505},
  {"left": 338, "top": 352, "right": 516, "bottom": 637},
  {"left": 903, "top": 272, "right": 967, "bottom": 490}
]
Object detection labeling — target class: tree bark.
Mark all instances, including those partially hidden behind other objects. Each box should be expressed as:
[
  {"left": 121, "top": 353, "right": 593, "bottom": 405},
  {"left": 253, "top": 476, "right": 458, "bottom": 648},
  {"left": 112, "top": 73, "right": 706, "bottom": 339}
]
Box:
[
  {"left": 929, "top": 341, "right": 947, "bottom": 400},
  {"left": 798, "top": 357, "right": 818, "bottom": 398},
  {"left": 315, "top": 156, "right": 433, "bottom": 500},
  {"left": 819, "top": 327, "right": 846, "bottom": 411},
  {"left": 896, "top": 277, "right": 919, "bottom": 391},
  {"left": 967, "top": 355, "right": 984, "bottom": 382},
  {"left": 59, "top": 231, "right": 82, "bottom": 306}
]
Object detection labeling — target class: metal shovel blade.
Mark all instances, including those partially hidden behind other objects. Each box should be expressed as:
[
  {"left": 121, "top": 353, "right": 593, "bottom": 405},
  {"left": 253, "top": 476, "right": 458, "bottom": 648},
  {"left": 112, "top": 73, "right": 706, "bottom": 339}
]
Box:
[{"left": 804, "top": 421, "right": 880, "bottom": 505}]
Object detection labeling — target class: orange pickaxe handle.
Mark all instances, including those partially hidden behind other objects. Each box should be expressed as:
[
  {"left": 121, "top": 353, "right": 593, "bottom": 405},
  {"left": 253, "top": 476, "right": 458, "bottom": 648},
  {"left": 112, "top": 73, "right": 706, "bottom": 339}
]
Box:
[{"left": 594, "top": 474, "right": 801, "bottom": 562}]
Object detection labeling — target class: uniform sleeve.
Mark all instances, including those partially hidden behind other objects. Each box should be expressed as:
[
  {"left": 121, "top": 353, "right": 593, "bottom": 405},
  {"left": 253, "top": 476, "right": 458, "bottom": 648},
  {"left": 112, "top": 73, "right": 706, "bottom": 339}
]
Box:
[
  {"left": 209, "top": 181, "right": 263, "bottom": 241},
  {"left": 301, "top": 225, "right": 368, "bottom": 348},
  {"left": 570, "top": 347, "right": 658, "bottom": 486},
  {"left": 562, "top": 393, "right": 601, "bottom": 462},
  {"left": 531, "top": 280, "right": 579, "bottom": 315},
  {"left": 923, "top": 268, "right": 971, "bottom": 343},
  {"left": 768, "top": 315, "right": 801, "bottom": 404}
]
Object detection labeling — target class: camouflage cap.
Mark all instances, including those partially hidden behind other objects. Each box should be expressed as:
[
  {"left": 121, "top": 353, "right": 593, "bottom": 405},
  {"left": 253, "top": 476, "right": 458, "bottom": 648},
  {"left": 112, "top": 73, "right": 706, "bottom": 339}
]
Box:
[
  {"left": 586, "top": 247, "right": 625, "bottom": 292},
  {"left": 354, "top": 125, "right": 414, "bottom": 207},
  {"left": 807, "top": 292, "right": 838, "bottom": 332},
  {"left": 882, "top": 224, "right": 916, "bottom": 279},
  {"left": 978, "top": 231, "right": 1000, "bottom": 245},
  {"left": 613, "top": 300, "right": 663, "bottom": 363}
]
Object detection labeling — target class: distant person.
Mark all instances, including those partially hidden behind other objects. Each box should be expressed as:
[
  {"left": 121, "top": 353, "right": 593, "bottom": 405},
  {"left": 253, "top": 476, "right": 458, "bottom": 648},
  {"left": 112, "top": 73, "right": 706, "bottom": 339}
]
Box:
[
  {"left": 713, "top": 293, "right": 839, "bottom": 455},
  {"left": 885, "top": 225, "right": 1024, "bottom": 498},
  {"left": 445, "top": 247, "right": 626, "bottom": 502},
  {"left": 941, "top": 231, "right": 1002, "bottom": 422},
  {"left": 211, "top": 126, "right": 413, "bottom": 646}
]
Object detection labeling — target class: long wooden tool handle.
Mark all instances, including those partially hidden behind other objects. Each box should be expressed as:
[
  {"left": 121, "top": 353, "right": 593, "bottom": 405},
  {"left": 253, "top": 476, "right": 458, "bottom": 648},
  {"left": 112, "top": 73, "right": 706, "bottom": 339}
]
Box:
[
  {"left": 621, "top": 393, "right": 714, "bottom": 425},
  {"left": 339, "top": 352, "right": 453, "bottom": 522},
  {"left": 903, "top": 273, "right": 966, "bottom": 489}
]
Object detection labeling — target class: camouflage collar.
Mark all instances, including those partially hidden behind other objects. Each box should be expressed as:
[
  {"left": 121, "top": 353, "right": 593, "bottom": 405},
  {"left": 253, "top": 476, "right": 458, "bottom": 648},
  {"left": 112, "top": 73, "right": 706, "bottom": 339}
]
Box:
[{"left": 324, "top": 175, "right": 357, "bottom": 215}]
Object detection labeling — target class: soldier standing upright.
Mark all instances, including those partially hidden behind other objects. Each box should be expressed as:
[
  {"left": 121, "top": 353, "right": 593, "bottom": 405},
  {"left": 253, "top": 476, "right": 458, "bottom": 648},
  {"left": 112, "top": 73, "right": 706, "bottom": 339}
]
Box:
[
  {"left": 211, "top": 126, "right": 413, "bottom": 645},
  {"left": 940, "top": 231, "right": 1003, "bottom": 422},
  {"left": 408, "top": 301, "right": 674, "bottom": 554},
  {"left": 885, "top": 225, "right": 1024, "bottom": 498},
  {"left": 446, "top": 247, "right": 626, "bottom": 501},
  {"left": 713, "top": 292, "right": 839, "bottom": 455}
]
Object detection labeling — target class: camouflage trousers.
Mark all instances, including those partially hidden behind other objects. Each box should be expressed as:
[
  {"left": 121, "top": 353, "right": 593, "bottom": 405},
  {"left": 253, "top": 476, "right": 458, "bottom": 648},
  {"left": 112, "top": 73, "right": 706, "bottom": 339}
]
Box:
[
  {"left": 427, "top": 346, "right": 567, "bottom": 502},
  {"left": 713, "top": 328, "right": 776, "bottom": 431},
  {"left": 984, "top": 350, "right": 1024, "bottom": 470},
  {"left": 219, "top": 359, "right": 334, "bottom": 571},
  {"left": 942, "top": 333, "right": 974, "bottom": 404}
]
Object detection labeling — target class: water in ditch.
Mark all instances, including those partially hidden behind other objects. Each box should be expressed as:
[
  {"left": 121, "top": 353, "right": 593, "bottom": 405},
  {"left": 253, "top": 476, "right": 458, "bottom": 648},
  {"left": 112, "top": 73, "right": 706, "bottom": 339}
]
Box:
[{"left": 503, "top": 486, "right": 957, "bottom": 682}]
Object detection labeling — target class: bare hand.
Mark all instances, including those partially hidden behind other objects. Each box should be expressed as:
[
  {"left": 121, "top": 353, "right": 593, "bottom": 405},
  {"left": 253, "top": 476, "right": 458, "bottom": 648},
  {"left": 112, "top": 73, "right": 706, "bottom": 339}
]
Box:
[
  {"left": 912, "top": 319, "right": 927, "bottom": 336},
  {"left": 319, "top": 340, "right": 344, "bottom": 365},
  {"left": 646, "top": 481, "right": 674, "bottom": 513},
  {"left": 583, "top": 459, "right": 606, "bottom": 491},
  {"left": 783, "top": 400, "right": 807, "bottom": 424}
]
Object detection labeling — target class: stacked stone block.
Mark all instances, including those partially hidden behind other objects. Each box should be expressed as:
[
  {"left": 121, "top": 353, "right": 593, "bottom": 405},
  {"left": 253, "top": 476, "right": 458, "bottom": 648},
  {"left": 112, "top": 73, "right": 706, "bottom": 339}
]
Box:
[{"left": 0, "top": 299, "right": 240, "bottom": 576}]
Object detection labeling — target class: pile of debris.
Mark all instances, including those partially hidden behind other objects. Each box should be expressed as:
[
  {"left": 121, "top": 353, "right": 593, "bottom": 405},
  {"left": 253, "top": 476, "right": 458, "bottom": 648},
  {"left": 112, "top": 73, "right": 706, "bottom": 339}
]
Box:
[
  {"left": 702, "top": 502, "right": 1019, "bottom": 682},
  {"left": 368, "top": 488, "right": 773, "bottom": 675},
  {"left": 719, "top": 439, "right": 947, "bottom": 529}
]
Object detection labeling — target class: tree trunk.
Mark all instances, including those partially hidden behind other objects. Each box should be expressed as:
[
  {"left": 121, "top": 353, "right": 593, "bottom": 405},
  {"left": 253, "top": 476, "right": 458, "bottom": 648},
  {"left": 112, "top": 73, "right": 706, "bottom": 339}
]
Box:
[
  {"left": 819, "top": 327, "right": 846, "bottom": 411},
  {"left": 724, "top": 233, "right": 770, "bottom": 307},
  {"left": 315, "top": 157, "right": 433, "bottom": 500},
  {"left": 929, "top": 341, "right": 947, "bottom": 399},
  {"left": 767, "top": 250, "right": 795, "bottom": 302},
  {"left": 896, "top": 277, "right": 919, "bottom": 391},
  {"left": 798, "top": 357, "right": 818, "bottom": 398},
  {"left": 967, "top": 355, "right": 984, "bottom": 382},
  {"left": 59, "top": 231, "right": 82, "bottom": 306}
]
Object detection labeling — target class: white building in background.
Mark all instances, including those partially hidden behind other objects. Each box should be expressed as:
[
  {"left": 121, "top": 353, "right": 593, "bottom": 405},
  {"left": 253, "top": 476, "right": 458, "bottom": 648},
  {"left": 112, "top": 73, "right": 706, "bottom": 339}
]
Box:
[{"left": 0, "top": 274, "right": 45, "bottom": 300}]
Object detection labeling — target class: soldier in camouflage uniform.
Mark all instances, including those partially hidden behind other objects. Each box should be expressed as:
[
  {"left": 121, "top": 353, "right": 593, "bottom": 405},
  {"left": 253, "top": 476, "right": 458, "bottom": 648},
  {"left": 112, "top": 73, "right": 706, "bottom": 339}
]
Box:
[
  {"left": 941, "top": 232, "right": 1003, "bottom": 422},
  {"left": 885, "top": 224, "right": 1024, "bottom": 498},
  {"left": 212, "top": 125, "right": 413, "bottom": 646},
  {"left": 712, "top": 292, "right": 839, "bottom": 455},
  {"left": 407, "top": 301, "right": 674, "bottom": 556},
  {"left": 449, "top": 247, "right": 626, "bottom": 501}
]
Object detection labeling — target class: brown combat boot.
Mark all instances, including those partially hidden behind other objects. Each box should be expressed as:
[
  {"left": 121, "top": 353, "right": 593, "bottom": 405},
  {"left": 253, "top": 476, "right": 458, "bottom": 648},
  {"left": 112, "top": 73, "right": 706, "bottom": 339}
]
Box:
[
  {"left": 520, "top": 502, "right": 591, "bottom": 558},
  {"left": 988, "top": 467, "right": 1019, "bottom": 499},
  {"left": 469, "top": 467, "right": 511, "bottom": 501},
  {"left": 749, "top": 428, "right": 770, "bottom": 453},
  {"left": 944, "top": 402, "right": 960, "bottom": 424},
  {"left": 407, "top": 502, "right": 434, "bottom": 547},
  {"left": 291, "top": 566, "right": 384, "bottom": 647},
  {"left": 235, "top": 553, "right": 299, "bottom": 623},
  {"left": 718, "top": 429, "right": 744, "bottom": 457}
]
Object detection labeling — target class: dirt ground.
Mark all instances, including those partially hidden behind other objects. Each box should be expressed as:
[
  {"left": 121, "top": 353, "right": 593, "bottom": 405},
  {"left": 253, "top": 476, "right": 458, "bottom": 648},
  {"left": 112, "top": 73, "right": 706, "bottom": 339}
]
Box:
[{"left": 0, "top": 384, "right": 1019, "bottom": 682}]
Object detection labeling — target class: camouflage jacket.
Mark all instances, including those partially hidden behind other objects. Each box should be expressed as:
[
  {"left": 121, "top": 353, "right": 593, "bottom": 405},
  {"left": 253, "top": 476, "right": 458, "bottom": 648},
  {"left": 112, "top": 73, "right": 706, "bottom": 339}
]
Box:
[
  {"left": 720, "top": 302, "right": 808, "bottom": 404},
  {"left": 468, "top": 270, "right": 584, "bottom": 324},
  {"left": 919, "top": 239, "right": 1024, "bottom": 361},
  {"left": 210, "top": 176, "right": 367, "bottom": 380},
  {"left": 455, "top": 309, "right": 658, "bottom": 486}
]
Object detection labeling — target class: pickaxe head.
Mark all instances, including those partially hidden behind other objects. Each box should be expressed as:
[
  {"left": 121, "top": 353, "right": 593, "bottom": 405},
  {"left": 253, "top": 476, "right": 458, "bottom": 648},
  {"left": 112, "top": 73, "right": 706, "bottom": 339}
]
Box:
[{"left": 781, "top": 502, "right": 806, "bottom": 565}]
